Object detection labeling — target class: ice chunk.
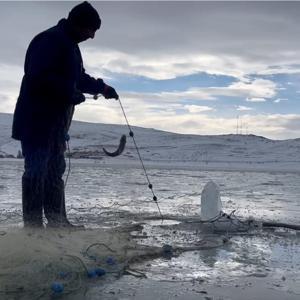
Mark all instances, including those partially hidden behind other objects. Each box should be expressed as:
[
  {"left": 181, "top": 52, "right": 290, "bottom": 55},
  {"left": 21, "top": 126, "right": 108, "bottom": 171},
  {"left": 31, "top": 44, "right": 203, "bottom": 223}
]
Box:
[{"left": 201, "top": 181, "right": 222, "bottom": 221}]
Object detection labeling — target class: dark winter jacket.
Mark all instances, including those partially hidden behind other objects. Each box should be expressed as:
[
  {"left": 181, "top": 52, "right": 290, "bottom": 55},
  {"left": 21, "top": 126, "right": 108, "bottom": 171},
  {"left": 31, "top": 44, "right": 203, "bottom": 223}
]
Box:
[{"left": 12, "top": 18, "right": 105, "bottom": 145}]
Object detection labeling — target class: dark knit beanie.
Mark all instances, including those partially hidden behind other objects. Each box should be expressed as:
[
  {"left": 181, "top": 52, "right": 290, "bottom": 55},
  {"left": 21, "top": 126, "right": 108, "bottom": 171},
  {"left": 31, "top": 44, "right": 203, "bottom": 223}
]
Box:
[{"left": 68, "top": 1, "right": 101, "bottom": 30}]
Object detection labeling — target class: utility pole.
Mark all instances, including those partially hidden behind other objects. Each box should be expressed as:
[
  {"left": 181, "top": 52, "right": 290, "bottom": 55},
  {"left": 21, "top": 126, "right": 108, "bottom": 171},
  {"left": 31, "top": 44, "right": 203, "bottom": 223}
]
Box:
[{"left": 240, "top": 120, "right": 243, "bottom": 134}]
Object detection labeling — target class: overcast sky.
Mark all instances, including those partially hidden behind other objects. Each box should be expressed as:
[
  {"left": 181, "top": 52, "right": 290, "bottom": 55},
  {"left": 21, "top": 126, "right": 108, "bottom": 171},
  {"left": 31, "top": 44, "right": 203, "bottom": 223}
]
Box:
[{"left": 1, "top": 1, "right": 300, "bottom": 139}]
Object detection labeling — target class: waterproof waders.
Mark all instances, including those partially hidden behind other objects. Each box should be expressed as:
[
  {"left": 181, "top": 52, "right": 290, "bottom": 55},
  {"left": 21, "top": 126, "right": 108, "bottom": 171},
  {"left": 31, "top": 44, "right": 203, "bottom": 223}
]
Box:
[{"left": 21, "top": 140, "right": 70, "bottom": 228}]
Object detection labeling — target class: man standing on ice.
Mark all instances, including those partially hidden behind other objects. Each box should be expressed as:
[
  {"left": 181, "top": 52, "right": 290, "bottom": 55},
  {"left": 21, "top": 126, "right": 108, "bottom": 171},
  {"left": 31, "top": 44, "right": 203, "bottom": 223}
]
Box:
[{"left": 12, "top": 1, "right": 118, "bottom": 228}]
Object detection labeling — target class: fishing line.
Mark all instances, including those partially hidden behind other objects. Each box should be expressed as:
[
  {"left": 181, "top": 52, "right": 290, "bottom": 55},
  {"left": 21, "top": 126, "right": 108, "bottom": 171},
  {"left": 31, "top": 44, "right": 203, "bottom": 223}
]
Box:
[
  {"left": 59, "top": 139, "right": 72, "bottom": 224},
  {"left": 65, "top": 95, "right": 163, "bottom": 220},
  {"left": 65, "top": 140, "right": 71, "bottom": 189},
  {"left": 117, "top": 97, "right": 164, "bottom": 220}
]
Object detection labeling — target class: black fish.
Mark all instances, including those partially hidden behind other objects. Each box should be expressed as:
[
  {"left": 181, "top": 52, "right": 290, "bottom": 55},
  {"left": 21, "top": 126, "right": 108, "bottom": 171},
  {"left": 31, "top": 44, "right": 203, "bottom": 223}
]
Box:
[{"left": 103, "top": 134, "right": 127, "bottom": 157}]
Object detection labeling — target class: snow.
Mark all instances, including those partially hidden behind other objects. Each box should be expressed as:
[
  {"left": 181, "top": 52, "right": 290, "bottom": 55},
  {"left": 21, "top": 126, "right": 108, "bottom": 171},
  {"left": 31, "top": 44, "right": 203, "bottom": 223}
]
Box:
[{"left": 1, "top": 112, "right": 300, "bottom": 173}]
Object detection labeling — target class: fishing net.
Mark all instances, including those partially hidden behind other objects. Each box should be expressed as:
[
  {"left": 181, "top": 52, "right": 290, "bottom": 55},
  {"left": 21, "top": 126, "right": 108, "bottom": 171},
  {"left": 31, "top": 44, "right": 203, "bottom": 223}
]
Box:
[
  {"left": 0, "top": 225, "right": 155, "bottom": 299},
  {"left": 0, "top": 219, "right": 238, "bottom": 299}
]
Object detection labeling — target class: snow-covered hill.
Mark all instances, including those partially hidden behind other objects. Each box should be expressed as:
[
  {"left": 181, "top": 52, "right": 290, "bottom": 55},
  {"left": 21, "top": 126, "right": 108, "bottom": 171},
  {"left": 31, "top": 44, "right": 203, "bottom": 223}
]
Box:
[
  {"left": 0, "top": 113, "right": 17, "bottom": 158},
  {"left": 1, "top": 112, "right": 300, "bottom": 171}
]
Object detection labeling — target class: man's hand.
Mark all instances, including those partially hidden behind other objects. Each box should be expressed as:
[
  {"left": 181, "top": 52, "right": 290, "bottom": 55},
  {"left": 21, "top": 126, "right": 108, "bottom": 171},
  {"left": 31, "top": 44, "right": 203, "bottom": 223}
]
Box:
[
  {"left": 103, "top": 84, "right": 119, "bottom": 100},
  {"left": 72, "top": 88, "right": 85, "bottom": 105}
]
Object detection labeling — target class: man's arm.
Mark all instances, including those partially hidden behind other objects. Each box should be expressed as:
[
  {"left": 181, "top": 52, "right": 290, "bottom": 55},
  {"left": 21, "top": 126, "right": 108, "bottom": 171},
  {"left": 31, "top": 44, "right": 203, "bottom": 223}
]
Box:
[
  {"left": 77, "top": 70, "right": 105, "bottom": 95},
  {"left": 78, "top": 68, "right": 119, "bottom": 100}
]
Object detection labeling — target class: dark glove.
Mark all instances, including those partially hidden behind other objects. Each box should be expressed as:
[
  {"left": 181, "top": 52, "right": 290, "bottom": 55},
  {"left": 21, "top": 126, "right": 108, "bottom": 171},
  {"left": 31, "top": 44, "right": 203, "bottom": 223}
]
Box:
[
  {"left": 102, "top": 84, "right": 119, "bottom": 100},
  {"left": 72, "top": 88, "right": 85, "bottom": 105}
]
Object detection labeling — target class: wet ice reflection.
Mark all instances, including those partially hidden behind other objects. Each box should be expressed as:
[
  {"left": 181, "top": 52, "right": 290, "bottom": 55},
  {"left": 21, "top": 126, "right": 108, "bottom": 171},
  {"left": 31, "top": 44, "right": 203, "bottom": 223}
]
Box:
[{"left": 131, "top": 231, "right": 299, "bottom": 293}]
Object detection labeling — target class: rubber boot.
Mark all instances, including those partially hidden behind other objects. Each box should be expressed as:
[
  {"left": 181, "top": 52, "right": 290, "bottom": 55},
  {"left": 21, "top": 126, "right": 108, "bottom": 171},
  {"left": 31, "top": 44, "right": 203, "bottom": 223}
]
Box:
[
  {"left": 44, "top": 179, "right": 84, "bottom": 229},
  {"left": 22, "top": 176, "right": 44, "bottom": 228}
]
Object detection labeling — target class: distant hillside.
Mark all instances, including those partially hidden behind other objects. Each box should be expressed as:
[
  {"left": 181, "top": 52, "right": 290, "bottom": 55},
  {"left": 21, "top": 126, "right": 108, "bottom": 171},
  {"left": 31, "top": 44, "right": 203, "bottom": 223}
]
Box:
[{"left": 1, "top": 112, "right": 300, "bottom": 171}]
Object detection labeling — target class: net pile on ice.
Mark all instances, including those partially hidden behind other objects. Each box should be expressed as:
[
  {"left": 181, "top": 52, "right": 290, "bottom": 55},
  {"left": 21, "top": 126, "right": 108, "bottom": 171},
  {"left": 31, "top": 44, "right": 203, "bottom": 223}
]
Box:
[
  {"left": 0, "top": 221, "right": 237, "bottom": 299},
  {"left": 0, "top": 225, "right": 151, "bottom": 299}
]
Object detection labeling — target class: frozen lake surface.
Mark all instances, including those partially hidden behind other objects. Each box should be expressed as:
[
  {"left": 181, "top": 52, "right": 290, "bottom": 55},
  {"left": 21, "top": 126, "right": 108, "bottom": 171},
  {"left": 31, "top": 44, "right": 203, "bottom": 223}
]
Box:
[
  {"left": 1, "top": 159, "right": 299, "bottom": 225},
  {"left": 0, "top": 159, "right": 299, "bottom": 299}
]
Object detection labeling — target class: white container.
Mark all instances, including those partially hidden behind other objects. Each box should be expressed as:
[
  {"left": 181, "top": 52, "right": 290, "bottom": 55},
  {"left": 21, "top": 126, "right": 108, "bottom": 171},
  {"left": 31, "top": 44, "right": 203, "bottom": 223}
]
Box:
[{"left": 201, "top": 181, "right": 222, "bottom": 221}]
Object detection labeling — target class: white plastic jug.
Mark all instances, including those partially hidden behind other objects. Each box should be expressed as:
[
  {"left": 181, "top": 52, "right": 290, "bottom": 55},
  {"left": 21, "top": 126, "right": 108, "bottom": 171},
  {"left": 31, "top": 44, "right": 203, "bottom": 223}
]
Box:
[{"left": 201, "top": 181, "right": 222, "bottom": 221}]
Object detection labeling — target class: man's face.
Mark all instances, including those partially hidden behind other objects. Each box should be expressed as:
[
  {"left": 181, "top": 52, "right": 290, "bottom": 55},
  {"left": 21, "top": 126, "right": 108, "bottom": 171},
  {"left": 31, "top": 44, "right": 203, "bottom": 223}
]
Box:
[{"left": 77, "top": 27, "right": 97, "bottom": 43}]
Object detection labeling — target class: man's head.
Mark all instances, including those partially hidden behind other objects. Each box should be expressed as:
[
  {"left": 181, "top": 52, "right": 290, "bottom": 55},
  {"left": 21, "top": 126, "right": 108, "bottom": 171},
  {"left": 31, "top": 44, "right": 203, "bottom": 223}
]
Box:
[{"left": 67, "top": 1, "right": 101, "bottom": 43}]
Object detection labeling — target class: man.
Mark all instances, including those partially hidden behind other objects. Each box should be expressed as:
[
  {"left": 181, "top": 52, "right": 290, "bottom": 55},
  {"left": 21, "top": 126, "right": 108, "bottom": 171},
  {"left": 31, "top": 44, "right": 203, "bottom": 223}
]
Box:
[{"left": 12, "top": 1, "right": 118, "bottom": 228}]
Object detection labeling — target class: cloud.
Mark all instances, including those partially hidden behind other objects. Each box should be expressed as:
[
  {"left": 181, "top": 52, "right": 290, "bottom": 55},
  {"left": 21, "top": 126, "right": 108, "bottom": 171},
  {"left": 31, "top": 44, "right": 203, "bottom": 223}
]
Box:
[
  {"left": 246, "top": 97, "right": 266, "bottom": 102},
  {"left": 73, "top": 100, "right": 123, "bottom": 125},
  {"left": 229, "top": 79, "right": 277, "bottom": 99},
  {"left": 128, "top": 79, "right": 277, "bottom": 102},
  {"left": 184, "top": 105, "right": 214, "bottom": 114},
  {"left": 83, "top": 48, "right": 253, "bottom": 80},
  {"left": 2, "top": 1, "right": 300, "bottom": 82},
  {"left": 274, "top": 98, "right": 288, "bottom": 103},
  {"left": 280, "top": 115, "right": 300, "bottom": 131},
  {"left": 0, "top": 64, "right": 22, "bottom": 112},
  {"left": 236, "top": 106, "right": 253, "bottom": 111},
  {"left": 73, "top": 93, "right": 300, "bottom": 139},
  {"left": 117, "top": 112, "right": 300, "bottom": 140},
  {"left": 119, "top": 78, "right": 278, "bottom": 102},
  {"left": 0, "top": 1, "right": 300, "bottom": 140},
  {"left": 0, "top": 64, "right": 23, "bottom": 83},
  {"left": 244, "top": 114, "right": 300, "bottom": 138},
  {"left": 83, "top": 47, "right": 300, "bottom": 82},
  {"left": 78, "top": 2, "right": 300, "bottom": 81}
]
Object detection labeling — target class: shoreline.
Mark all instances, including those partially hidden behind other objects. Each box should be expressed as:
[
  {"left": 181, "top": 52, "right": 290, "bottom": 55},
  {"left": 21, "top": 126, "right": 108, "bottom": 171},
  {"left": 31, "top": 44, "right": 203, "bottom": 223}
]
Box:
[{"left": 1, "top": 157, "right": 300, "bottom": 174}]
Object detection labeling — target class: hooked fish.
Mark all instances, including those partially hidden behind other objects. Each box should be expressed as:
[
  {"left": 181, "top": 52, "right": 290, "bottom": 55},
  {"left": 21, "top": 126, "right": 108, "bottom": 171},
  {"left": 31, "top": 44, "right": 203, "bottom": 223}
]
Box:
[{"left": 103, "top": 134, "right": 127, "bottom": 157}]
